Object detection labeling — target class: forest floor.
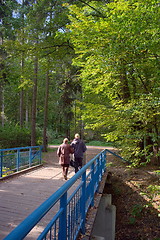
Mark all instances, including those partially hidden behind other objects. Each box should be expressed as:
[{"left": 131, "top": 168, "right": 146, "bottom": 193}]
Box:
[
  {"left": 44, "top": 146, "right": 160, "bottom": 240},
  {"left": 104, "top": 155, "right": 160, "bottom": 240}
]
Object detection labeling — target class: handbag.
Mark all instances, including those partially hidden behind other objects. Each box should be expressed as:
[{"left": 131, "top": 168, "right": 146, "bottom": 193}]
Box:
[{"left": 70, "top": 159, "right": 75, "bottom": 168}]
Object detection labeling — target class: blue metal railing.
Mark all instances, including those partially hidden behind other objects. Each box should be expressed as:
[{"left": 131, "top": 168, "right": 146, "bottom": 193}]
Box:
[
  {"left": 0, "top": 146, "right": 43, "bottom": 178},
  {"left": 4, "top": 149, "right": 107, "bottom": 240}
]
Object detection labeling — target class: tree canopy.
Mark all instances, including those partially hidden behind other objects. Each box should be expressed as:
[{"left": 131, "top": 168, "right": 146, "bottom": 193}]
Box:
[
  {"left": 0, "top": 0, "right": 160, "bottom": 165},
  {"left": 67, "top": 0, "right": 160, "bottom": 164}
]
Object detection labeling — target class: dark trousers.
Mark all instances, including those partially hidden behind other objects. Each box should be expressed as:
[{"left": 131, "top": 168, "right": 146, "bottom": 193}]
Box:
[{"left": 74, "top": 157, "right": 83, "bottom": 173}]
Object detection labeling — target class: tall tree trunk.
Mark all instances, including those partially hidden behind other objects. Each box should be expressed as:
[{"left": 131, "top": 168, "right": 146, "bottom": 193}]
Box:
[
  {"left": 152, "top": 119, "right": 160, "bottom": 165},
  {"left": 42, "top": 7, "right": 52, "bottom": 151},
  {"left": 20, "top": 89, "right": 24, "bottom": 127},
  {"left": 31, "top": 56, "right": 38, "bottom": 146},
  {"left": 20, "top": 0, "right": 25, "bottom": 128},
  {"left": 119, "top": 64, "right": 130, "bottom": 102},
  {"left": 25, "top": 92, "right": 29, "bottom": 128},
  {"left": 0, "top": 88, "right": 5, "bottom": 127},
  {"left": 0, "top": 85, "right": 2, "bottom": 126},
  {"left": 0, "top": 31, "right": 4, "bottom": 127},
  {"left": 1, "top": 89, "right": 5, "bottom": 127},
  {"left": 43, "top": 67, "right": 50, "bottom": 152}
]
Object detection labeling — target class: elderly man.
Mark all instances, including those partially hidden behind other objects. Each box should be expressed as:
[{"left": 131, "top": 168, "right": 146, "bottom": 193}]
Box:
[{"left": 71, "top": 133, "right": 87, "bottom": 173}]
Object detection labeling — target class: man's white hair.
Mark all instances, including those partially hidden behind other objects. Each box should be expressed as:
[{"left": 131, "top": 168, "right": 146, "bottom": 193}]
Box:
[{"left": 75, "top": 133, "right": 80, "bottom": 139}]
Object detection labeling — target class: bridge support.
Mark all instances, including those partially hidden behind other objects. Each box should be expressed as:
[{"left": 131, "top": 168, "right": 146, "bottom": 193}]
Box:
[{"left": 91, "top": 194, "right": 116, "bottom": 240}]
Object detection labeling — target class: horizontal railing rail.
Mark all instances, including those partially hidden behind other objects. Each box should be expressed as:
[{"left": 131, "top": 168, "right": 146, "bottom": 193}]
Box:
[
  {"left": 0, "top": 146, "right": 43, "bottom": 178},
  {"left": 106, "top": 148, "right": 131, "bottom": 164},
  {"left": 4, "top": 149, "right": 107, "bottom": 240}
]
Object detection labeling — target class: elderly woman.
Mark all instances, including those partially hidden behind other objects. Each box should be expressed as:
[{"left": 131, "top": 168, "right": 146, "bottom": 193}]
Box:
[{"left": 57, "top": 138, "right": 74, "bottom": 180}]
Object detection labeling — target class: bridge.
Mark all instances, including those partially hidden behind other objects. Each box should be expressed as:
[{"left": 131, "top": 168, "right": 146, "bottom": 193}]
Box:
[{"left": 0, "top": 146, "right": 115, "bottom": 240}]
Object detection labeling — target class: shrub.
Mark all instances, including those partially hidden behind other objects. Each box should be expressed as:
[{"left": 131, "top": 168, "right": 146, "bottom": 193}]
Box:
[{"left": 0, "top": 124, "right": 31, "bottom": 149}]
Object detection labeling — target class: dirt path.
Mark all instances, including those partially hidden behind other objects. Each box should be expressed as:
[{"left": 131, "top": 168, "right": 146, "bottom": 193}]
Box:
[
  {"left": 44, "top": 146, "right": 160, "bottom": 240},
  {"left": 44, "top": 145, "right": 108, "bottom": 166}
]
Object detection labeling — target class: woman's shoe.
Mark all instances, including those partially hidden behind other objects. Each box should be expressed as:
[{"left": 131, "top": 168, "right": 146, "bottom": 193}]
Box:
[{"left": 64, "top": 175, "right": 67, "bottom": 180}]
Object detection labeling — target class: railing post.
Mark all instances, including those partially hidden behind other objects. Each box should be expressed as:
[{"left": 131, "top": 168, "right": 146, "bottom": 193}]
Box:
[
  {"left": 90, "top": 162, "right": 95, "bottom": 207},
  {"left": 103, "top": 150, "right": 107, "bottom": 171},
  {"left": 97, "top": 157, "right": 100, "bottom": 186},
  {"left": 100, "top": 154, "right": 103, "bottom": 179},
  {"left": 39, "top": 146, "right": 42, "bottom": 164},
  {"left": 0, "top": 151, "right": 3, "bottom": 177},
  {"left": 81, "top": 171, "right": 86, "bottom": 234},
  {"left": 29, "top": 148, "right": 32, "bottom": 167},
  {"left": 16, "top": 150, "right": 20, "bottom": 172},
  {"left": 59, "top": 192, "right": 67, "bottom": 240}
]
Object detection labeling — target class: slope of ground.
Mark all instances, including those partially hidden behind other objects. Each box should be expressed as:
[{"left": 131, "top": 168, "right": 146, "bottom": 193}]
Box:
[{"left": 104, "top": 156, "right": 160, "bottom": 240}]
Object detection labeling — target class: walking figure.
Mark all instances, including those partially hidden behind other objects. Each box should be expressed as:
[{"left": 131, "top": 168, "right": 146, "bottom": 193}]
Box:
[
  {"left": 57, "top": 138, "right": 74, "bottom": 180},
  {"left": 71, "top": 133, "right": 87, "bottom": 173}
]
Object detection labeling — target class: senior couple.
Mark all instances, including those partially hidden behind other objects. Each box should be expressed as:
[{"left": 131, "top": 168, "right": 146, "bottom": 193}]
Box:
[{"left": 57, "top": 134, "right": 87, "bottom": 180}]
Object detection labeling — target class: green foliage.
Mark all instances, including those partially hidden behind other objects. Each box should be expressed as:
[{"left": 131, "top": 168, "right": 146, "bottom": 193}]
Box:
[
  {"left": 67, "top": 0, "right": 160, "bottom": 165},
  {"left": 2, "top": 167, "right": 14, "bottom": 177},
  {"left": 1, "top": 0, "right": 80, "bottom": 145},
  {"left": 86, "top": 140, "right": 114, "bottom": 147},
  {"left": 0, "top": 124, "right": 31, "bottom": 149},
  {"left": 50, "top": 138, "right": 64, "bottom": 145},
  {"left": 140, "top": 184, "right": 160, "bottom": 209},
  {"left": 154, "top": 170, "right": 160, "bottom": 176},
  {"left": 1, "top": 0, "right": 160, "bottom": 162},
  {"left": 129, "top": 204, "right": 144, "bottom": 225},
  {"left": 0, "top": 124, "right": 44, "bottom": 149}
]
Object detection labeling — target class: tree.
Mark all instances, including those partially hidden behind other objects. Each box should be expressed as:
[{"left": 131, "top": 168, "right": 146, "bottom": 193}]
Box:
[
  {"left": 67, "top": 0, "right": 160, "bottom": 164},
  {"left": 18, "top": 0, "right": 79, "bottom": 146},
  {"left": 42, "top": 64, "right": 50, "bottom": 151},
  {"left": 0, "top": 0, "right": 19, "bottom": 126}
]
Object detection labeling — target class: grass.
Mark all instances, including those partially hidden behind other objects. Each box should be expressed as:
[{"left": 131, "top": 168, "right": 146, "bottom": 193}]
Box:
[
  {"left": 86, "top": 140, "right": 114, "bottom": 147},
  {"left": 50, "top": 138, "right": 63, "bottom": 145}
]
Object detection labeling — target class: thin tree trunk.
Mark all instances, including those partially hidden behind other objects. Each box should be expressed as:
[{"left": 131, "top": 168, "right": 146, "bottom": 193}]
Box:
[
  {"left": 31, "top": 56, "right": 38, "bottom": 146},
  {"left": 120, "top": 64, "right": 130, "bottom": 102},
  {"left": 25, "top": 92, "right": 29, "bottom": 128},
  {"left": 0, "top": 31, "right": 4, "bottom": 127},
  {"left": 20, "top": 83, "right": 24, "bottom": 127},
  {"left": 43, "top": 68, "right": 50, "bottom": 152},
  {"left": 153, "top": 120, "right": 160, "bottom": 165},
  {"left": 0, "top": 85, "right": 2, "bottom": 126},
  {"left": 1, "top": 88, "right": 5, "bottom": 127},
  {"left": 20, "top": 0, "right": 25, "bottom": 128}
]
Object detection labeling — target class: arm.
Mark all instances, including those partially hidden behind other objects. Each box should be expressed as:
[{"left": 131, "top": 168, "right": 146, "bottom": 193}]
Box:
[
  {"left": 69, "top": 144, "right": 74, "bottom": 154},
  {"left": 57, "top": 146, "right": 61, "bottom": 157},
  {"left": 83, "top": 142, "right": 87, "bottom": 152}
]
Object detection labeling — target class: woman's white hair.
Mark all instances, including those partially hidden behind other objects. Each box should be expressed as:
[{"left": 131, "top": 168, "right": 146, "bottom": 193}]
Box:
[{"left": 63, "top": 138, "right": 68, "bottom": 143}]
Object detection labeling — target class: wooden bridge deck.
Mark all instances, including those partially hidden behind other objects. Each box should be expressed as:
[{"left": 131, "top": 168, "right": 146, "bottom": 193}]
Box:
[{"left": 0, "top": 146, "right": 106, "bottom": 240}]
